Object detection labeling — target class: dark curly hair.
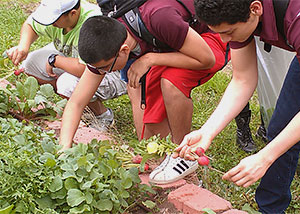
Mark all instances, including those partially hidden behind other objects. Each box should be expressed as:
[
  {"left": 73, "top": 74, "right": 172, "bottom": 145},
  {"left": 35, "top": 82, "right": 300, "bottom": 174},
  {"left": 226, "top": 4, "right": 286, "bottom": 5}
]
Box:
[
  {"left": 194, "top": 0, "right": 257, "bottom": 26},
  {"left": 78, "top": 16, "right": 127, "bottom": 64}
]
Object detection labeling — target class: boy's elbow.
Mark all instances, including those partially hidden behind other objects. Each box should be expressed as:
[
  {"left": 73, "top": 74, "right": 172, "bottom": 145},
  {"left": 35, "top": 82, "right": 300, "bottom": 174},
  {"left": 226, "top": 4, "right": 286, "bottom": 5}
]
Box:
[{"left": 202, "top": 54, "right": 216, "bottom": 69}]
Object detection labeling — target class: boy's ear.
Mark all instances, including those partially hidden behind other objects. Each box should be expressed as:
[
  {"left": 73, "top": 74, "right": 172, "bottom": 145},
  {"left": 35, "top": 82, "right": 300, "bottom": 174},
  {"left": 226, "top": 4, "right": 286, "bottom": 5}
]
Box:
[
  {"left": 119, "top": 44, "right": 131, "bottom": 57},
  {"left": 250, "top": 0, "right": 263, "bottom": 16},
  {"left": 68, "top": 9, "right": 78, "bottom": 17}
]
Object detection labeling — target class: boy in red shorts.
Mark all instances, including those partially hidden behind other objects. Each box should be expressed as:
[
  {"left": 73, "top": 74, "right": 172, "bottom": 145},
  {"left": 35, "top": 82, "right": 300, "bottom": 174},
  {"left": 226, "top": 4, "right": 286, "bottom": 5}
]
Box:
[{"left": 59, "top": 0, "right": 229, "bottom": 184}]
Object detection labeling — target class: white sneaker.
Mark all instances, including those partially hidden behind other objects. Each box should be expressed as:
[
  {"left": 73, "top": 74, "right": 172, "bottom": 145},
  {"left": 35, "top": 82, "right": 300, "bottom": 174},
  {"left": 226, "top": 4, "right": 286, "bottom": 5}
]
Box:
[
  {"left": 149, "top": 155, "right": 198, "bottom": 184},
  {"left": 90, "top": 108, "right": 114, "bottom": 132}
]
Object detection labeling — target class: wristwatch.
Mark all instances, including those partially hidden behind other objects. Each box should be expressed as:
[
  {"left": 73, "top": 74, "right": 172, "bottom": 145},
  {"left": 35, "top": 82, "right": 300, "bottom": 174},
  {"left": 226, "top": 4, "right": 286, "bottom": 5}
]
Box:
[{"left": 48, "top": 54, "right": 58, "bottom": 68}]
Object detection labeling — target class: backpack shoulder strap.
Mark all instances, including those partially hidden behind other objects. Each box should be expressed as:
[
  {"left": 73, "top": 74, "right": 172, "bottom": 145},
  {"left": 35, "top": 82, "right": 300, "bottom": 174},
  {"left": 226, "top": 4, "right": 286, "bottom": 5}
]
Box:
[
  {"left": 264, "top": 0, "right": 290, "bottom": 52},
  {"left": 122, "top": 7, "right": 170, "bottom": 49},
  {"left": 273, "top": 0, "right": 290, "bottom": 41},
  {"left": 175, "top": 0, "right": 198, "bottom": 26},
  {"left": 113, "top": 0, "right": 147, "bottom": 18}
]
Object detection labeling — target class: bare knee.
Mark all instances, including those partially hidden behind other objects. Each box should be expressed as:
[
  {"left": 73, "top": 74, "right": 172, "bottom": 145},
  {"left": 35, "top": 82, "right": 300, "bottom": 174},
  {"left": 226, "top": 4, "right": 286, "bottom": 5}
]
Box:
[
  {"left": 161, "top": 78, "right": 184, "bottom": 105},
  {"left": 144, "top": 120, "right": 170, "bottom": 140}
]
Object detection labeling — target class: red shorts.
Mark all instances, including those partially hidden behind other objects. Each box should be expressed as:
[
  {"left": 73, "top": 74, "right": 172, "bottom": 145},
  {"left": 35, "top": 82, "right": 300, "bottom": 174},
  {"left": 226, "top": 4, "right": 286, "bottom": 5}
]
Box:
[{"left": 143, "top": 32, "right": 230, "bottom": 124}]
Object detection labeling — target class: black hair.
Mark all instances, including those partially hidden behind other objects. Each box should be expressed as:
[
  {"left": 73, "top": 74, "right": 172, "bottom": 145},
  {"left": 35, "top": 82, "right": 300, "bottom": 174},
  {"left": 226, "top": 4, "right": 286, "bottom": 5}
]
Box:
[
  {"left": 78, "top": 16, "right": 127, "bottom": 63},
  {"left": 62, "top": 0, "right": 81, "bottom": 16},
  {"left": 194, "top": 0, "right": 257, "bottom": 26}
]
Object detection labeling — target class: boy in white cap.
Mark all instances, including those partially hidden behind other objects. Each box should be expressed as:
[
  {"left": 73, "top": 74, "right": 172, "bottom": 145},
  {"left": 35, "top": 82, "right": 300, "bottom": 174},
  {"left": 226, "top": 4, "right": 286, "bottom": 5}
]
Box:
[{"left": 7, "top": 0, "right": 127, "bottom": 131}]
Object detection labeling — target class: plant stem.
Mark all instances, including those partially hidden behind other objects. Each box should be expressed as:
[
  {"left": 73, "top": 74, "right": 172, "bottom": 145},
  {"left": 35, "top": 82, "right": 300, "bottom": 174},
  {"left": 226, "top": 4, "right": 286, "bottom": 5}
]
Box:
[{"left": 208, "top": 166, "right": 225, "bottom": 175}]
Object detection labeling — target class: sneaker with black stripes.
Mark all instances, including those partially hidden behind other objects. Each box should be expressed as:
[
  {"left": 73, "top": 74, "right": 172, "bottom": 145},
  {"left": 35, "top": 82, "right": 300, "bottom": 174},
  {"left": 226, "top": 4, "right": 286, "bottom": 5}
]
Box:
[{"left": 149, "top": 155, "right": 198, "bottom": 184}]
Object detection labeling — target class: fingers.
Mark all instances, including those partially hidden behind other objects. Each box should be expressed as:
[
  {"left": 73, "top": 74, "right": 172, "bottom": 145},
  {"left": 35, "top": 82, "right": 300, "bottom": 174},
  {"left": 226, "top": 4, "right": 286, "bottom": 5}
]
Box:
[
  {"left": 173, "top": 136, "right": 190, "bottom": 158},
  {"left": 222, "top": 166, "right": 243, "bottom": 184},
  {"left": 174, "top": 138, "right": 196, "bottom": 160},
  {"left": 127, "top": 60, "right": 148, "bottom": 88},
  {"left": 46, "top": 63, "right": 58, "bottom": 78},
  {"left": 48, "top": 71, "right": 57, "bottom": 77},
  {"left": 6, "top": 47, "right": 15, "bottom": 59},
  {"left": 128, "top": 71, "right": 141, "bottom": 88},
  {"left": 179, "top": 144, "right": 189, "bottom": 158},
  {"left": 172, "top": 151, "right": 179, "bottom": 158},
  {"left": 7, "top": 47, "right": 24, "bottom": 66},
  {"left": 14, "top": 54, "right": 25, "bottom": 66},
  {"left": 222, "top": 165, "right": 257, "bottom": 187},
  {"left": 173, "top": 146, "right": 195, "bottom": 160},
  {"left": 174, "top": 137, "right": 189, "bottom": 153},
  {"left": 173, "top": 132, "right": 203, "bottom": 160},
  {"left": 184, "top": 146, "right": 195, "bottom": 160},
  {"left": 9, "top": 50, "right": 19, "bottom": 66}
]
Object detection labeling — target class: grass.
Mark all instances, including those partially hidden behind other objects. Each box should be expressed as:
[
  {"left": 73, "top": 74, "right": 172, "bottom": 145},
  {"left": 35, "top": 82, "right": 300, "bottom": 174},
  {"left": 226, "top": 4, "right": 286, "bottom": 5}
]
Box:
[{"left": 0, "top": 1, "right": 299, "bottom": 213}]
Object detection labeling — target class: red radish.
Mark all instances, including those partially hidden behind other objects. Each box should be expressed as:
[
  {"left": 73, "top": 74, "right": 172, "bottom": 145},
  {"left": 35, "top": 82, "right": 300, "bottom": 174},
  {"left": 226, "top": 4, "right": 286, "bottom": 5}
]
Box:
[
  {"left": 195, "top": 147, "right": 205, "bottom": 157},
  {"left": 197, "top": 156, "right": 210, "bottom": 166},
  {"left": 14, "top": 68, "right": 24, "bottom": 76},
  {"left": 138, "top": 163, "right": 149, "bottom": 174},
  {"left": 132, "top": 155, "right": 143, "bottom": 164},
  {"left": 144, "top": 163, "right": 149, "bottom": 171}
]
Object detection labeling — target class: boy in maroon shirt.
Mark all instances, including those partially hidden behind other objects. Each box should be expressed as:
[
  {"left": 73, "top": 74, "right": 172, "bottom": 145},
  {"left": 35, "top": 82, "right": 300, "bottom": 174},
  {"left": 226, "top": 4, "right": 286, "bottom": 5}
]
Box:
[
  {"left": 175, "top": 0, "right": 300, "bottom": 212},
  {"left": 59, "top": 0, "right": 232, "bottom": 184}
]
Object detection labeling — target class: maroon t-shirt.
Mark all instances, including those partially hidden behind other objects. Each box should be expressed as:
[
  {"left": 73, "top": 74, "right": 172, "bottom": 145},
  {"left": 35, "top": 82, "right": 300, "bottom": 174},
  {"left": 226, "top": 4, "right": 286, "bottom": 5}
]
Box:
[
  {"left": 230, "top": 0, "right": 300, "bottom": 62},
  {"left": 119, "top": 0, "right": 210, "bottom": 56}
]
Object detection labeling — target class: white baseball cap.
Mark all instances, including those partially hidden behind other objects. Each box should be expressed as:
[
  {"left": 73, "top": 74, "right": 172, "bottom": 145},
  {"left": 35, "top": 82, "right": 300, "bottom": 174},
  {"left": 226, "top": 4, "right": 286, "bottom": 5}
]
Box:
[{"left": 32, "top": 0, "right": 79, "bottom": 25}]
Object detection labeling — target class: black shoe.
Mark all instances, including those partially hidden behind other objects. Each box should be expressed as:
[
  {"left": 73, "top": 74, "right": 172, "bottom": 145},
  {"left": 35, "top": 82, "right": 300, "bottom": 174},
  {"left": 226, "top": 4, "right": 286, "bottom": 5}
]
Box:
[
  {"left": 235, "top": 110, "right": 257, "bottom": 153},
  {"left": 256, "top": 124, "right": 268, "bottom": 143}
]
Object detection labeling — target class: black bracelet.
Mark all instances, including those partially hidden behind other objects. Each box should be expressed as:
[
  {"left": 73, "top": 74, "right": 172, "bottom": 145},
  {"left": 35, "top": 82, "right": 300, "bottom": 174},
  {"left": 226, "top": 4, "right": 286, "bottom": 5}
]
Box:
[{"left": 48, "top": 54, "right": 58, "bottom": 68}]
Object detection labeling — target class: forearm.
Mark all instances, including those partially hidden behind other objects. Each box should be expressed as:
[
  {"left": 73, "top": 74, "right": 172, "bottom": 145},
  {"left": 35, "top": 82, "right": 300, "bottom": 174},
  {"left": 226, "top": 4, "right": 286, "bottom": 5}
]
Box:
[
  {"left": 54, "top": 56, "right": 85, "bottom": 77},
  {"left": 59, "top": 68, "right": 104, "bottom": 149},
  {"left": 59, "top": 100, "right": 84, "bottom": 149},
  {"left": 202, "top": 76, "right": 257, "bottom": 139},
  {"left": 140, "top": 27, "right": 215, "bottom": 70},
  {"left": 18, "top": 23, "right": 38, "bottom": 51},
  {"left": 143, "top": 51, "right": 214, "bottom": 71},
  {"left": 201, "top": 41, "right": 258, "bottom": 141}
]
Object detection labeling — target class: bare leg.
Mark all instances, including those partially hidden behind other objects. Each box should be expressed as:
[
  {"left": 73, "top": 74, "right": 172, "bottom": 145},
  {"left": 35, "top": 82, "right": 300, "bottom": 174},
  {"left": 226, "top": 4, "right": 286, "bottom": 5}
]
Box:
[
  {"left": 58, "top": 92, "right": 107, "bottom": 116},
  {"left": 87, "top": 99, "right": 107, "bottom": 116},
  {"left": 43, "top": 76, "right": 107, "bottom": 117},
  {"left": 161, "top": 78, "right": 193, "bottom": 144},
  {"left": 27, "top": 74, "right": 58, "bottom": 91},
  {"left": 143, "top": 119, "right": 171, "bottom": 139},
  {"left": 148, "top": 80, "right": 195, "bottom": 185},
  {"left": 127, "top": 85, "right": 144, "bottom": 139}
]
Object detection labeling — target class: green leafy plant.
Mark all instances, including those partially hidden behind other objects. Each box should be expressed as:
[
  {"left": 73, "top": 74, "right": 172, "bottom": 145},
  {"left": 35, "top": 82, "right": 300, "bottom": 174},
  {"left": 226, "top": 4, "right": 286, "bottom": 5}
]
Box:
[
  {"left": 0, "top": 118, "right": 155, "bottom": 214},
  {"left": 0, "top": 118, "right": 59, "bottom": 214},
  {"left": 202, "top": 208, "right": 216, "bottom": 214},
  {"left": 129, "top": 135, "right": 176, "bottom": 157},
  {"left": 0, "top": 76, "right": 67, "bottom": 121},
  {"left": 127, "top": 135, "right": 177, "bottom": 172}
]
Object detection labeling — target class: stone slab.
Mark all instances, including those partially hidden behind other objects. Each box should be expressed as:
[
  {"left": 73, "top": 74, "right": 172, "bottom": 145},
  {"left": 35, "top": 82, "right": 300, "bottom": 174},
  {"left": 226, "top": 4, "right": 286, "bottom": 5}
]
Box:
[{"left": 168, "top": 183, "right": 232, "bottom": 214}]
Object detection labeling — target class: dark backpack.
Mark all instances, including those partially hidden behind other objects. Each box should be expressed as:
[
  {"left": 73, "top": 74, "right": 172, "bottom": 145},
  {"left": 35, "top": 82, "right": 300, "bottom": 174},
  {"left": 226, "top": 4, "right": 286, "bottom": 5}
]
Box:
[
  {"left": 264, "top": 0, "right": 290, "bottom": 52},
  {"left": 96, "top": 0, "right": 198, "bottom": 50}
]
